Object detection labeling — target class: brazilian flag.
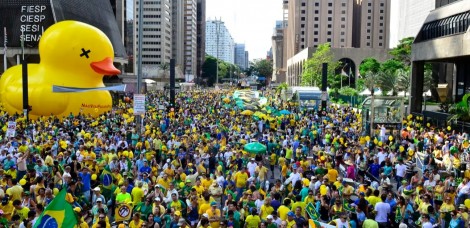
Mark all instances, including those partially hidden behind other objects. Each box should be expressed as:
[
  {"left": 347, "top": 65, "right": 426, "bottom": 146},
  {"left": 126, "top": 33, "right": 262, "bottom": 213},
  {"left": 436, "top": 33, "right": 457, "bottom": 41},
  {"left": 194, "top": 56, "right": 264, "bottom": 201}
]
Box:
[
  {"left": 33, "top": 189, "right": 77, "bottom": 228},
  {"left": 101, "top": 165, "right": 113, "bottom": 189},
  {"left": 343, "top": 198, "right": 355, "bottom": 212}
]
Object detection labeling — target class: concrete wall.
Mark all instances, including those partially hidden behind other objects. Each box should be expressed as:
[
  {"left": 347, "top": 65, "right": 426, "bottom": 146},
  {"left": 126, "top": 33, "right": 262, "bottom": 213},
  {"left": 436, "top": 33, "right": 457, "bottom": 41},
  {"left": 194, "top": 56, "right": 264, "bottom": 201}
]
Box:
[{"left": 412, "top": 31, "right": 470, "bottom": 61}]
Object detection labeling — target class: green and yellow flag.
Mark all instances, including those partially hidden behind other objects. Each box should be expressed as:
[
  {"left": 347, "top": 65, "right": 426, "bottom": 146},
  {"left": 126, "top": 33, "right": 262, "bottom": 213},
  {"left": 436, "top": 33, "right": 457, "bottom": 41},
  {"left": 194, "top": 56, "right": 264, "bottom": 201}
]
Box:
[
  {"left": 101, "top": 165, "right": 113, "bottom": 189},
  {"left": 306, "top": 203, "right": 321, "bottom": 221},
  {"left": 33, "top": 188, "right": 77, "bottom": 228}
]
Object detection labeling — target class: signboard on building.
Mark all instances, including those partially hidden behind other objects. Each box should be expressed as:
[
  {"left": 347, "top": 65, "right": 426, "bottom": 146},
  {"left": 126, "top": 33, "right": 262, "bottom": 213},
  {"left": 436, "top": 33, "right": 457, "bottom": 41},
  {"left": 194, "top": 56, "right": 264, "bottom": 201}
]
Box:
[
  {"left": 133, "top": 94, "right": 146, "bottom": 115},
  {"left": 0, "top": 0, "right": 54, "bottom": 48},
  {"left": 0, "top": 0, "right": 126, "bottom": 58}
]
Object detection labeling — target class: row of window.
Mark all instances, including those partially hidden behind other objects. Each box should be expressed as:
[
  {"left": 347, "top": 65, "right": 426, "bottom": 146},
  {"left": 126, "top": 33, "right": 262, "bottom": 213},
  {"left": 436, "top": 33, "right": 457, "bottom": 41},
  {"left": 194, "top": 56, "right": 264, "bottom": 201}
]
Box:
[
  {"left": 142, "top": 55, "right": 162, "bottom": 58},
  {"left": 421, "top": 11, "right": 470, "bottom": 41}
]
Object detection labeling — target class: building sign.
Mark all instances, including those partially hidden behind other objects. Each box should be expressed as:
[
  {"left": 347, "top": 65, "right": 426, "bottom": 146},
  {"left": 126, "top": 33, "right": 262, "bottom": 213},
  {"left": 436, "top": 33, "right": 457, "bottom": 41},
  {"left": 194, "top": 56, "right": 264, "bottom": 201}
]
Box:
[
  {"left": 0, "top": 0, "right": 54, "bottom": 47},
  {"left": 0, "top": 0, "right": 126, "bottom": 58}
]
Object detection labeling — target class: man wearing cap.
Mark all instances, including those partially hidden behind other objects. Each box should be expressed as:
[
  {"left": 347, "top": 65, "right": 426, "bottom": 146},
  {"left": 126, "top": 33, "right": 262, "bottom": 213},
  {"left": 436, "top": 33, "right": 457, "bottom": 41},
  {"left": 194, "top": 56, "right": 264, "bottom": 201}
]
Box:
[
  {"left": 286, "top": 211, "right": 296, "bottom": 228},
  {"left": 91, "top": 187, "right": 105, "bottom": 205},
  {"left": 206, "top": 201, "right": 221, "bottom": 228},
  {"left": 91, "top": 197, "right": 108, "bottom": 224}
]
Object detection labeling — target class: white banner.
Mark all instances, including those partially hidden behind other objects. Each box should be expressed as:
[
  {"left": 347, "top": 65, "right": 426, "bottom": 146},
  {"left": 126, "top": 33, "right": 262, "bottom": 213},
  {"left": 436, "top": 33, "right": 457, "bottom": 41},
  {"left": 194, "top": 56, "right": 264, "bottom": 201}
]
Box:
[
  {"left": 133, "top": 94, "right": 146, "bottom": 115},
  {"left": 5, "top": 121, "right": 16, "bottom": 138}
]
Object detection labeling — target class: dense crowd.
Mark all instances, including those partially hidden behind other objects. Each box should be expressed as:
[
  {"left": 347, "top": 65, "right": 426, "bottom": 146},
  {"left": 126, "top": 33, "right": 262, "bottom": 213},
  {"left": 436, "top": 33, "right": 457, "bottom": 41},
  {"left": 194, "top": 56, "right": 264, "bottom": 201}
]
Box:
[{"left": 0, "top": 89, "right": 469, "bottom": 228}]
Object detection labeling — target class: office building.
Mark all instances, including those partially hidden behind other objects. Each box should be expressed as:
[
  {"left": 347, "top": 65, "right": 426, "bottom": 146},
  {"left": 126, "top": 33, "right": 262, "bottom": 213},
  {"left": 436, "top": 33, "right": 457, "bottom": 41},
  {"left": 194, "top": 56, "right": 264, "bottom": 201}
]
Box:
[
  {"left": 196, "top": 0, "right": 206, "bottom": 82},
  {"left": 234, "top": 44, "right": 247, "bottom": 70},
  {"left": 389, "top": 0, "right": 435, "bottom": 48},
  {"left": 410, "top": 0, "right": 470, "bottom": 112},
  {"left": 205, "top": 20, "right": 235, "bottom": 64},
  {"left": 285, "top": 0, "right": 392, "bottom": 85},
  {"left": 172, "top": 0, "right": 199, "bottom": 81},
  {"left": 272, "top": 20, "right": 286, "bottom": 82},
  {"left": 245, "top": 51, "right": 249, "bottom": 69},
  {"left": 135, "top": 0, "right": 172, "bottom": 78}
]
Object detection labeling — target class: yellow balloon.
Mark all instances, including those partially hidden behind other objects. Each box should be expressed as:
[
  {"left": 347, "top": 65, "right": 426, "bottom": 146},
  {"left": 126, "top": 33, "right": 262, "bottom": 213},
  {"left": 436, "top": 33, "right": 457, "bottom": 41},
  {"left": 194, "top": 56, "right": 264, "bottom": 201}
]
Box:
[
  {"left": 91, "top": 174, "right": 97, "bottom": 181},
  {"left": 388, "top": 136, "right": 393, "bottom": 141},
  {"left": 373, "top": 138, "right": 378, "bottom": 145},
  {"left": 427, "top": 123, "right": 431, "bottom": 127},
  {"left": 399, "top": 146, "right": 405, "bottom": 152},
  {"left": 0, "top": 21, "right": 117, "bottom": 119},
  {"left": 179, "top": 182, "right": 185, "bottom": 189},
  {"left": 19, "top": 179, "right": 27, "bottom": 185},
  {"left": 365, "top": 136, "right": 371, "bottom": 141},
  {"left": 465, "top": 199, "right": 470, "bottom": 209},
  {"left": 378, "top": 142, "right": 383, "bottom": 147},
  {"left": 447, "top": 126, "right": 451, "bottom": 131}
]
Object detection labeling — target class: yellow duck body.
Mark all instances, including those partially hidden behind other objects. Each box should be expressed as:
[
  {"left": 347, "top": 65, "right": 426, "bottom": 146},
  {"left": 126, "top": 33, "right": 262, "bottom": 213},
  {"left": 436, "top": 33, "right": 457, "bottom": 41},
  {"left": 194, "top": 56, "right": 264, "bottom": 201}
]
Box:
[{"left": 0, "top": 21, "right": 120, "bottom": 119}]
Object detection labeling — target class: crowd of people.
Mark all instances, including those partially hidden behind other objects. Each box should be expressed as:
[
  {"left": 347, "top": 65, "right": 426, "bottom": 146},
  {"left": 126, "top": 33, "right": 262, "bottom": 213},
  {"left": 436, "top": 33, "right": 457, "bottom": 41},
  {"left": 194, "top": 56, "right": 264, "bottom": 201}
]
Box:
[{"left": 0, "top": 89, "right": 469, "bottom": 228}]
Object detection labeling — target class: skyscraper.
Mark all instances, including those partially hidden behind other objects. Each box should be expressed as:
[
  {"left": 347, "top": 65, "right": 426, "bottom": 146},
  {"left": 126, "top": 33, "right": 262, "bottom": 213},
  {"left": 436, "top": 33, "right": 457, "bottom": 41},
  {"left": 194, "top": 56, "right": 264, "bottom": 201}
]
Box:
[
  {"left": 196, "top": 0, "right": 206, "bottom": 82},
  {"left": 135, "top": 0, "right": 172, "bottom": 78},
  {"left": 234, "top": 44, "right": 247, "bottom": 70},
  {"left": 205, "top": 20, "right": 235, "bottom": 64},
  {"left": 172, "top": 0, "right": 198, "bottom": 81}
]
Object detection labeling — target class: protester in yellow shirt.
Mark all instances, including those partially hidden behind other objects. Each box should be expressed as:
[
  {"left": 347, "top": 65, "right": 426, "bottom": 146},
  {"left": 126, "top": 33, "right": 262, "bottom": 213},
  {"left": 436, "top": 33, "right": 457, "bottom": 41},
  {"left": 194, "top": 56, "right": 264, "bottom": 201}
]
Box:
[{"left": 131, "top": 182, "right": 145, "bottom": 205}]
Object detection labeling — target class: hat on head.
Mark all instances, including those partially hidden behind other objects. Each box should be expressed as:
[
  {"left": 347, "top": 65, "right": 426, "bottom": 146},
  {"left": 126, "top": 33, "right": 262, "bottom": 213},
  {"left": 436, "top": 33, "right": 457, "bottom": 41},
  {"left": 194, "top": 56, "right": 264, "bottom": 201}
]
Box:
[
  {"left": 155, "top": 197, "right": 161, "bottom": 201},
  {"left": 211, "top": 201, "right": 217, "bottom": 206},
  {"left": 359, "top": 192, "right": 365, "bottom": 196},
  {"left": 177, "top": 218, "right": 187, "bottom": 226},
  {"left": 93, "top": 187, "right": 101, "bottom": 192},
  {"left": 96, "top": 198, "right": 103, "bottom": 202},
  {"left": 459, "top": 204, "right": 466, "bottom": 209},
  {"left": 202, "top": 213, "right": 209, "bottom": 218},
  {"left": 267, "top": 215, "right": 273, "bottom": 220},
  {"left": 74, "top": 207, "right": 81, "bottom": 213},
  {"left": 287, "top": 211, "right": 295, "bottom": 217},
  {"left": 175, "top": 211, "right": 181, "bottom": 216}
]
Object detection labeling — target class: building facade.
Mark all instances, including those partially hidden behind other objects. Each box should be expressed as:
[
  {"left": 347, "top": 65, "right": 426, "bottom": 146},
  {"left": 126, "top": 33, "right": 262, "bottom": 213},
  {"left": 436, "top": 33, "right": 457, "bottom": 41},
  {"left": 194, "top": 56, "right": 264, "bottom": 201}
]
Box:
[
  {"left": 285, "top": 0, "right": 392, "bottom": 86},
  {"left": 183, "top": 0, "right": 198, "bottom": 80},
  {"left": 389, "top": 0, "right": 435, "bottom": 48},
  {"left": 196, "top": 0, "right": 206, "bottom": 82},
  {"left": 205, "top": 20, "right": 235, "bottom": 64},
  {"left": 234, "top": 44, "right": 247, "bottom": 70},
  {"left": 135, "top": 0, "right": 172, "bottom": 78}
]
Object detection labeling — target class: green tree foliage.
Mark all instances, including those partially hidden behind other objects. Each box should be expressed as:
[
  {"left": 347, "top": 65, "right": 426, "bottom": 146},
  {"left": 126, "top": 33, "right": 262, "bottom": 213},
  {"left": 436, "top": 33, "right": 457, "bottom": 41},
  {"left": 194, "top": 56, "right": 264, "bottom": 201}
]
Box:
[
  {"left": 359, "top": 58, "right": 381, "bottom": 76},
  {"left": 252, "top": 59, "right": 273, "bottom": 79},
  {"left": 301, "top": 43, "right": 340, "bottom": 86},
  {"left": 338, "top": 86, "right": 359, "bottom": 96},
  {"left": 201, "top": 55, "right": 218, "bottom": 86},
  {"left": 389, "top": 37, "right": 414, "bottom": 66},
  {"left": 378, "top": 71, "right": 398, "bottom": 95},
  {"left": 380, "top": 59, "right": 404, "bottom": 74},
  {"left": 363, "top": 71, "right": 379, "bottom": 95},
  {"left": 396, "top": 68, "right": 410, "bottom": 96}
]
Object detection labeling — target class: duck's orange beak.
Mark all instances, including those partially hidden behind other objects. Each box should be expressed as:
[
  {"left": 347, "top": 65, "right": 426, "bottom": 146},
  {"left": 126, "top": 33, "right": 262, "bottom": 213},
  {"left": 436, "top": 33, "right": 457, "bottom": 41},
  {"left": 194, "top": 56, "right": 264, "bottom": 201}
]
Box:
[{"left": 90, "top": 57, "right": 121, "bottom": 75}]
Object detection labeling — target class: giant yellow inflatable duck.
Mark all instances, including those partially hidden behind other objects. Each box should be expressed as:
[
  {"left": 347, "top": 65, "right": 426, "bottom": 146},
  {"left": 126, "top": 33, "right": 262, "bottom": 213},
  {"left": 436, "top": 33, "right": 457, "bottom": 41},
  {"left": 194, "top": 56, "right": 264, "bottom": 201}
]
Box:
[{"left": 0, "top": 20, "right": 121, "bottom": 118}]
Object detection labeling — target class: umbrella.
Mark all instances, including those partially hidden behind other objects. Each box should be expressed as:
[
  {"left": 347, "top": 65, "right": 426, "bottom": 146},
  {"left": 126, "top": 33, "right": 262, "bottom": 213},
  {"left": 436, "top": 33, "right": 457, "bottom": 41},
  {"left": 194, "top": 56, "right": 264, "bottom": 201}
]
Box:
[
  {"left": 243, "top": 142, "right": 267, "bottom": 154},
  {"left": 280, "top": 110, "right": 291, "bottom": 115},
  {"left": 241, "top": 110, "right": 253, "bottom": 116}
]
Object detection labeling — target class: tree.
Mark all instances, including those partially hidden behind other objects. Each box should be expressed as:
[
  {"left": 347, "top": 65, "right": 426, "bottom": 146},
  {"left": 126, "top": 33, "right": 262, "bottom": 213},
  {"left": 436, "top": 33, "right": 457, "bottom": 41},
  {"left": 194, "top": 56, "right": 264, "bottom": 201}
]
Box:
[
  {"left": 380, "top": 59, "right": 404, "bottom": 74},
  {"left": 396, "top": 68, "right": 410, "bottom": 97},
  {"left": 378, "top": 71, "right": 398, "bottom": 95},
  {"left": 159, "top": 63, "right": 170, "bottom": 78},
  {"left": 363, "top": 71, "right": 379, "bottom": 95},
  {"left": 359, "top": 58, "right": 381, "bottom": 76},
  {"left": 389, "top": 37, "right": 414, "bottom": 67},
  {"left": 252, "top": 59, "right": 273, "bottom": 79},
  {"left": 301, "top": 43, "right": 340, "bottom": 86},
  {"left": 201, "top": 55, "right": 218, "bottom": 86}
]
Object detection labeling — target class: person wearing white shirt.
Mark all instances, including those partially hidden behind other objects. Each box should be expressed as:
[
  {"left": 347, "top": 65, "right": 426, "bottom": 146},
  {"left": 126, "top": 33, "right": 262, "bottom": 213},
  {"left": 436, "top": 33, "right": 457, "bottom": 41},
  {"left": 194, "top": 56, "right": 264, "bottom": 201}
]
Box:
[
  {"left": 377, "top": 150, "right": 388, "bottom": 164},
  {"left": 375, "top": 194, "right": 391, "bottom": 226},
  {"left": 247, "top": 159, "right": 257, "bottom": 177},
  {"left": 421, "top": 214, "right": 433, "bottom": 228},
  {"left": 164, "top": 183, "right": 179, "bottom": 203},
  {"left": 288, "top": 169, "right": 301, "bottom": 186}
]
